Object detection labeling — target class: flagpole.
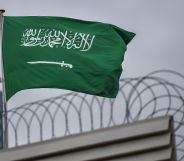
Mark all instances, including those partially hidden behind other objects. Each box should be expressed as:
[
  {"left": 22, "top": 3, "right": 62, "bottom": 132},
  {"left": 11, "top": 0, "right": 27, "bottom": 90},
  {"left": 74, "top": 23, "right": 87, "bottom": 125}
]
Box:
[{"left": 0, "top": 9, "right": 8, "bottom": 149}]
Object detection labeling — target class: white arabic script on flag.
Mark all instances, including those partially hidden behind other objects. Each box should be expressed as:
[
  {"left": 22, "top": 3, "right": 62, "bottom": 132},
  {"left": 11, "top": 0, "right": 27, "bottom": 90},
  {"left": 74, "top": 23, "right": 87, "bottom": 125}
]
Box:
[{"left": 21, "top": 28, "right": 95, "bottom": 51}]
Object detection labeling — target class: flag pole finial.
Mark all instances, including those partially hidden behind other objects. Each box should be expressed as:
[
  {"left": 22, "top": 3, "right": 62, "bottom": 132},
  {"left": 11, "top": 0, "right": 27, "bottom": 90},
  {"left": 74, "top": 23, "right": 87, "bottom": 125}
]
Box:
[{"left": 0, "top": 9, "right": 5, "bottom": 13}]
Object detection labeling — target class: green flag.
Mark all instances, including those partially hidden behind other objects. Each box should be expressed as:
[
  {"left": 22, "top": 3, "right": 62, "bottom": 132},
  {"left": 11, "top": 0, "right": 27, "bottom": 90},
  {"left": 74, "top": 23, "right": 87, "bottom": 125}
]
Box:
[{"left": 2, "top": 16, "right": 135, "bottom": 100}]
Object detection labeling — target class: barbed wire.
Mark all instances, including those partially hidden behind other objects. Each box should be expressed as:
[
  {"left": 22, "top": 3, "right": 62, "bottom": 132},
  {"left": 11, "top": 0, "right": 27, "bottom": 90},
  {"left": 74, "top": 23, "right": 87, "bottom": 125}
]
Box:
[{"left": 1, "top": 69, "right": 184, "bottom": 160}]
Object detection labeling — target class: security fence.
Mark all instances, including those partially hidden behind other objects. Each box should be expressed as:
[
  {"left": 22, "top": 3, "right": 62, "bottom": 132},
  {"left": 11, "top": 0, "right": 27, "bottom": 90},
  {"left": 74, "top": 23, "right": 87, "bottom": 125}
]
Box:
[{"left": 1, "top": 69, "right": 184, "bottom": 160}]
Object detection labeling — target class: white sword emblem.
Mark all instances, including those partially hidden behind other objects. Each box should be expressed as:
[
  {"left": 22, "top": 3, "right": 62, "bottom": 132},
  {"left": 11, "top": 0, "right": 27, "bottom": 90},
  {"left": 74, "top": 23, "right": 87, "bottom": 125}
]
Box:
[{"left": 27, "top": 61, "right": 73, "bottom": 68}]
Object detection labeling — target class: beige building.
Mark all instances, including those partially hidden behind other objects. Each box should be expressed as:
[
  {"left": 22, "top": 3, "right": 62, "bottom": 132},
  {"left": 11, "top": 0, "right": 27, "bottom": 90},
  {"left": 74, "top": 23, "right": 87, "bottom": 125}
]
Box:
[{"left": 0, "top": 116, "right": 176, "bottom": 161}]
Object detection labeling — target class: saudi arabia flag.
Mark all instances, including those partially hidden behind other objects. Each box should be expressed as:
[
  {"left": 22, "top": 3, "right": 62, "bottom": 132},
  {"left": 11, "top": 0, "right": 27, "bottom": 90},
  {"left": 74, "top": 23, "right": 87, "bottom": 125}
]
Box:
[{"left": 2, "top": 16, "right": 135, "bottom": 100}]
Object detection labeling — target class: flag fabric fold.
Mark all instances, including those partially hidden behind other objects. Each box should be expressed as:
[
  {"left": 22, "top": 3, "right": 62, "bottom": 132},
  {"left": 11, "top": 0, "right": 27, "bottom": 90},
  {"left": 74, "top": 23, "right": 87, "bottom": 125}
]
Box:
[{"left": 2, "top": 16, "right": 135, "bottom": 100}]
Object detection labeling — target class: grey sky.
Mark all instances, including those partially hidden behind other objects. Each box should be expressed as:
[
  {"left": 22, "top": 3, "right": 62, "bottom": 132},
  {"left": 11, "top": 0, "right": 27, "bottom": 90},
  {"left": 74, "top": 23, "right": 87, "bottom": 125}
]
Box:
[{"left": 0, "top": 0, "right": 184, "bottom": 108}]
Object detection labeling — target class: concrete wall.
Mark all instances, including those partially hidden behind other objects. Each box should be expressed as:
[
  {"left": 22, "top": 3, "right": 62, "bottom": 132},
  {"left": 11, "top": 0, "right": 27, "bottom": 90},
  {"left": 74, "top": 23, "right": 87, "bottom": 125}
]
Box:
[{"left": 0, "top": 116, "right": 176, "bottom": 161}]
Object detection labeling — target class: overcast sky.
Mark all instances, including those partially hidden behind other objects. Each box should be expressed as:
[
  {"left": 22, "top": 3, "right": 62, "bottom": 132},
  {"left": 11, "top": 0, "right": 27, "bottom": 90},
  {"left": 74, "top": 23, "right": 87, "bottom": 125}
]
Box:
[{"left": 0, "top": 0, "right": 184, "bottom": 108}]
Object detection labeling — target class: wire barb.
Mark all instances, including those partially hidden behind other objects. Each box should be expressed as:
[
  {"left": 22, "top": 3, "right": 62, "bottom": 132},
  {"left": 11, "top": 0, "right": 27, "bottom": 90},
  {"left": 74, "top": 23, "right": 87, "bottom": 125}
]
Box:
[{"left": 1, "top": 69, "right": 184, "bottom": 160}]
